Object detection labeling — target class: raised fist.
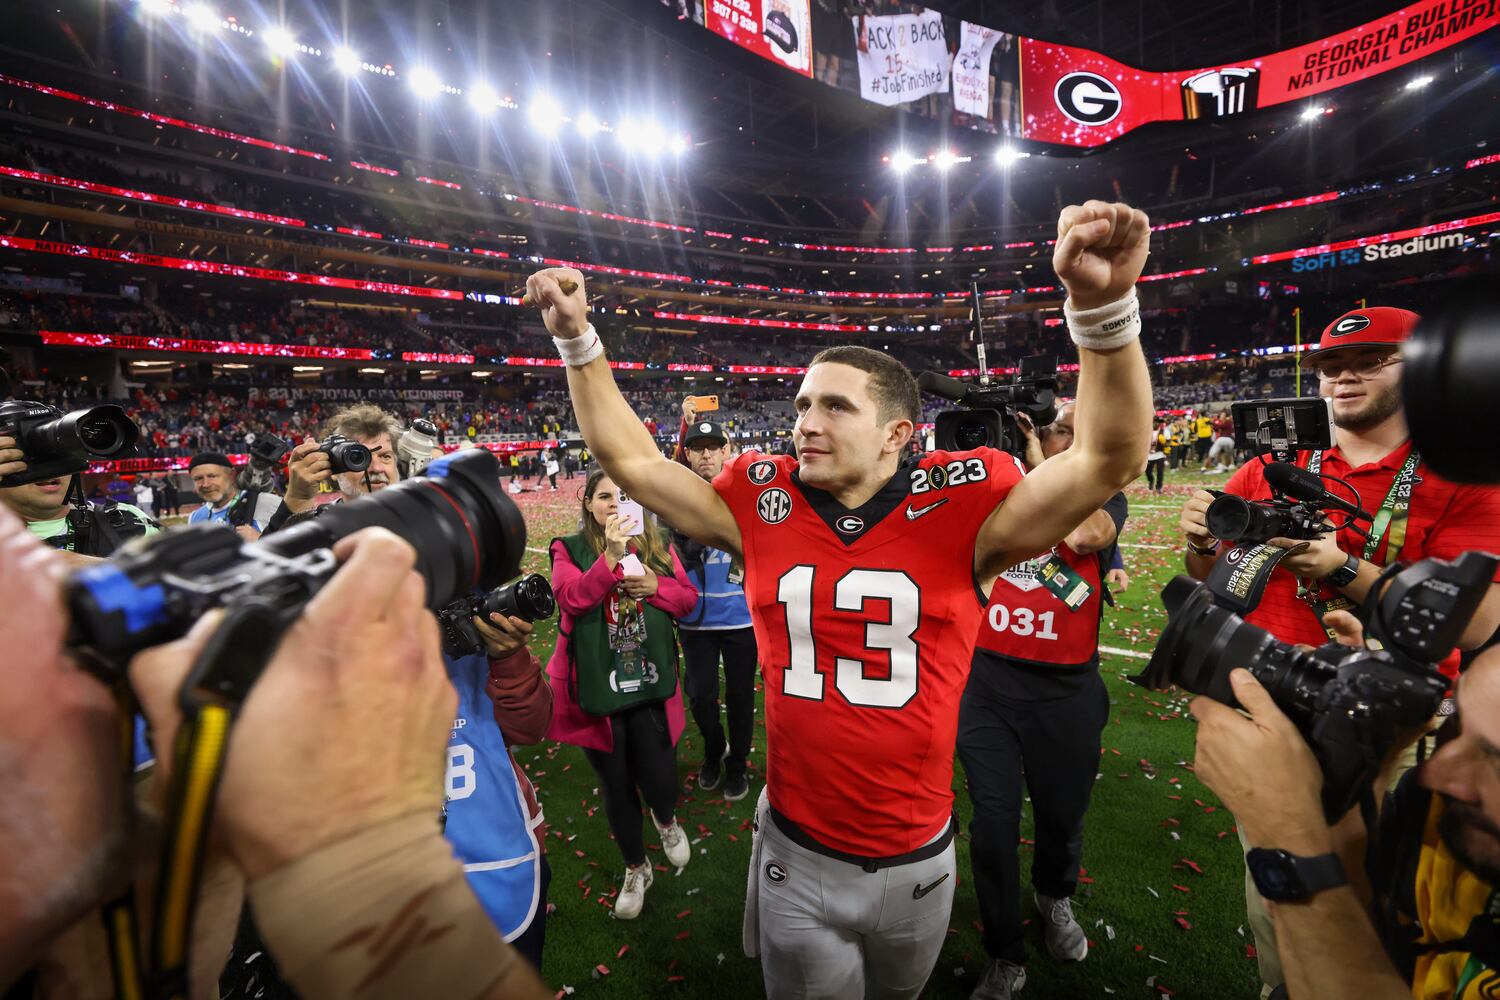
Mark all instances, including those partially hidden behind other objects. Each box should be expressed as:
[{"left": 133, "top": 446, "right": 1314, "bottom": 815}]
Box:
[
  {"left": 524, "top": 267, "right": 590, "bottom": 340},
  {"left": 1053, "top": 201, "right": 1150, "bottom": 311}
]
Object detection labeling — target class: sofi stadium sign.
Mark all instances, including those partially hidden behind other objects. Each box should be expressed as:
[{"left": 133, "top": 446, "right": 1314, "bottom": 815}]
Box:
[{"left": 1289, "top": 231, "right": 1469, "bottom": 271}]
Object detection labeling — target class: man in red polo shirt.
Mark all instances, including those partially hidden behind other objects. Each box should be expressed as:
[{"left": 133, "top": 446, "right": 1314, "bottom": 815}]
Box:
[{"left": 1178, "top": 305, "right": 1500, "bottom": 999}]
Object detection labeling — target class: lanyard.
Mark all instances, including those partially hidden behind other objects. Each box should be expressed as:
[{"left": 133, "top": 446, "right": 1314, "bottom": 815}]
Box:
[{"left": 1302, "top": 447, "right": 1421, "bottom": 631}]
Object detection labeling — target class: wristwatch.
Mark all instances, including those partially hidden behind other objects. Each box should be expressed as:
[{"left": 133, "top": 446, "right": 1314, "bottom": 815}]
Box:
[
  {"left": 1186, "top": 540, "right": 1218, "bottom": 557},
  {"left": 1246, "top": 848, "right": 1348, "bottom": 902},
  {"left": 1323, "top": 553, "right": 1360, "bottom": 588}
]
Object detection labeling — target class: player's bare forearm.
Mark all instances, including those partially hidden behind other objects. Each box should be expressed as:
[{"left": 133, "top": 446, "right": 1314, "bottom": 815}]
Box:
[
  {"left": 1072, "top": 338, "right": 1153, "bottom": 489},
  {"left": 565, "top": 359, "right": 741, "bottom": 555}
]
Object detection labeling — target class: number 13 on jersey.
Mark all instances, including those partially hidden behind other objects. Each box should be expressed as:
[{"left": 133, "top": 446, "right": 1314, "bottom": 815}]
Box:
[{"left": 776, "top": 566, "right": 921, "bottom": 709}]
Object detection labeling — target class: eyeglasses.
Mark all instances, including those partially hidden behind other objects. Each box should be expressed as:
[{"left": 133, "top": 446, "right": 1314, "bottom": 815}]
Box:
[{"left": 1311, "top": 353, "right": 1402, "bottom": 382}]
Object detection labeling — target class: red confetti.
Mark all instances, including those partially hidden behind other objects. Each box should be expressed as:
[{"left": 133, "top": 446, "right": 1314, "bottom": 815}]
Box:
[
  {"left": 1174, "top": 916, "right": 1193, "bottom": 930},
  {"left": 1172, "top": 884, "right": 1191, "bottom": 893},
  {"left": 674, "top": 930, "right": 691, "bottom": 941},
  {"left": 596, "top": 964, "right": 611, "bottom": 976},
  {"left": 617, "top": 945, "right": 630, "bottom": 959},
  {"left": 676, "top": 909, "right": 693, "bottom": 920},
  {"left": 1181, "top": 859, "right": 1204, "bottom": 875}
]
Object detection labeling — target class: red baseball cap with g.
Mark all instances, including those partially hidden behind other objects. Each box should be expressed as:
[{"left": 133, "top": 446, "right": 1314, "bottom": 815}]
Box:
[{"left": 1302, "top": 306, "right": 1420, "bottom": 363}]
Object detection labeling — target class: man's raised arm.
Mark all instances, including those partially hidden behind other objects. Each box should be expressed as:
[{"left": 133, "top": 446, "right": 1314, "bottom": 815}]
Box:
[
  {"left": 976, "top": 202, "right": 1154, "bottom": 581},
  {"left": 525, "top": 268, "right": 741, "bottom": 555}
]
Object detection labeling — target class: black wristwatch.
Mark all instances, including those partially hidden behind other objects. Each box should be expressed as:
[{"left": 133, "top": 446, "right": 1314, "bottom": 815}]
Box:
[
  {"left": 1246, "top": 848, "right": 1348, "bottom": 902},
  {"left": 1323, "top": 553, "right": 1360, "bottom": 588}
]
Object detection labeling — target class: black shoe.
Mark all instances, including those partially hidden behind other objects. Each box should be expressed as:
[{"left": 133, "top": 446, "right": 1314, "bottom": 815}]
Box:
[
  {"left": 723, "top": 770, "right": 750, "bottom": 802},
  {"left": 698, "top": 755, "right": 723, "bottom": 790}
]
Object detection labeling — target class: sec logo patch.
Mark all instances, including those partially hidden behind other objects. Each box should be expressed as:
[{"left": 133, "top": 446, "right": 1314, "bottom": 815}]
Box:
[
  {"left": 757, "top": 488, "right": 792, "bottom": 525},
  {"left": 748, "top": 460, "right": 777, "bottom": 485}
]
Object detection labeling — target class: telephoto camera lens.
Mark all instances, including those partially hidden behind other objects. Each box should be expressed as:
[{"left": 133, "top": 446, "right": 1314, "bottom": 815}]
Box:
[
  {"left": 480, "top": 573, "right": 557, "bottom": 622},
  {"left": 1203, "top": 494, "right": 1292, "bottom": 545},
  {"left": 27, "top": 404, "right": 138, "bottom": 457},
  {"left": 320, "top": 435, "right": 372, "bottom": 474},
  {"left": 1404, "top": 301, "right": 1500, "bottom": 484}
]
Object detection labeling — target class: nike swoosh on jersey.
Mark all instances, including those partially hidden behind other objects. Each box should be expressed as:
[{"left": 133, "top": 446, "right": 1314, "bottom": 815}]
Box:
[
  {"left": 905, "top": 498, "right": 950, "bottom": 521},
  {"left": 913, "top": 873, "right": 951, "bottom": 899}
]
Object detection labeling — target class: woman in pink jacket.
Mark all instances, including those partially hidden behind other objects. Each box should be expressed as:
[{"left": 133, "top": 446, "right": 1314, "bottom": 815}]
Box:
[{"left": 545, "top": 468, "right": 698, "bottom": 919}]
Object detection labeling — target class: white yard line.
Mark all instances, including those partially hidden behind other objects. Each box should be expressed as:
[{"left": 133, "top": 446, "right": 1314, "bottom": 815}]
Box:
[{"left": 1101, "top": 645, "right": 1153, "bottom": 660}]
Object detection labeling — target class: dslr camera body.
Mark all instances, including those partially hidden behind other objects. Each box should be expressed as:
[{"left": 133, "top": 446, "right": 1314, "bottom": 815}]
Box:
[
  {"left": 917, "top": 356, "right": 1059, "bottom": 457},
  {"left": 319, "top": 434, "right": 372, "bottom": 475},
  {"left": 0, "top": 398, "right": 139, "bottom": 488},
  {"left": 1135, "top": 550, "right": 1496, "bottom": 820},
  {"left": 438, "top": 573, "right": 557, "bottom": 657}
]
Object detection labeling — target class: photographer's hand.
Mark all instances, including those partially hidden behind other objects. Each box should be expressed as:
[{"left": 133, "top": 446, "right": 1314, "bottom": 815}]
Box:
[
  {"left": 129, "top": 528, "right": 454, "bottom": 878},
  {"left": 1268, "top": 529, "right": 1347, "bottom": 582},
  {"left": 1191, "top": 670, "right": 1331, "bottom": 855},
  {"left": 283, "top": 438, "right": 331, "bottom": 514},
  {"left": 681, "top": 397, "right": 699, "bottom": 425},
  {"left": 602, "top": 513, "right": 632, "bottom": 570},
  {"left": 1015, "top": 413, "right": 1045, "bottom": 472},
  {"left": 0, "top": 434, "right": 25, "bottom": 480},
  {"left": 473, "top": 613, "right": 533, "bottom": 660},
  {"left": 1180, "top": 489, "right": 1218, "bottom": 549}
]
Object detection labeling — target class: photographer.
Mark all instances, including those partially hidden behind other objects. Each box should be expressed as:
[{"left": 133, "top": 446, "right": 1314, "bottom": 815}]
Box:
[
  {"left": 1193, "top": 613, "right": 1500, "bottom": 1000},
  {"left": 281, "top": 404, "right": 402, "bottom": 515},
  {"left": 959, "top": 401, "right": 1128, "bottom": 999},
  {"left": 1178, "top": 306, "right": 1500, "bottom": 997},
  {"left": 544, "top": 468, "right": 699, "bottom": 920},
  {"left": 0, "top": 506, "right": 549, "bottom": 999},
  {"left": 670, "top": 400, "right": 757, "bottom": 802},
  {"left": 0, "top": 441, "right": 157, "bottom": 561},
  {"left": 186, "top": 451, "right": 283, "bottom": 540}
]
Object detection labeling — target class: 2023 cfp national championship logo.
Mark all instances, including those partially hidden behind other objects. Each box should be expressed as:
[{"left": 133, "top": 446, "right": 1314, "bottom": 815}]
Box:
[
  {"left": 1054, "top": 72, "right": 1122, "bottom": 126},
  {"left": 757, "top": 487, "right": 792, "bottom": 525}
]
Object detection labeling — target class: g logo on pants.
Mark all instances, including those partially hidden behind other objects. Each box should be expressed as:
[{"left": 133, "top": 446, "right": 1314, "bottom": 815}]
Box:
[{"left": 765, "top": 861, "right": 788, "bottom": 885}]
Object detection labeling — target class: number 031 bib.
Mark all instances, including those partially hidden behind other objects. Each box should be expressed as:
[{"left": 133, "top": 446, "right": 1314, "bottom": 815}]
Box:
[{"left": 978, "top": 542, "right": 1105, "bottom": 667}]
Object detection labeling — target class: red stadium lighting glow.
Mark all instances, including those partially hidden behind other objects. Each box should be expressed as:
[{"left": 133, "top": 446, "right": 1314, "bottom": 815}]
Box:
[
  {"left": 336, "top": 225, "right": 384, "bottom": 239},
  {"left": 506, "top": 194, "right": 695, "bottom": 233},
  {"left": 402, "top": 352, "right": 477, "bottom": 364},
  {"left": 40, "top": 331, "right": 375, "bottom": 359},
  {"left": 0, "top": 73, "right": 332, "bottom": 160},
  {"left": 1139, "top": 267, "right": 1214, "bottom": 282},
  {"left": 1467, "top": 153, "right": 1500, "bottom": 169},
  {"left": 0, "top": 166, "right": 307, "bottom": 227},
  {"left": 416, "top": 175, "right": 462, "bottom": 190},
  {"left": 654, "top": 312, "right": 867, "bottom": 333},
  {"left": 1249, "top": 210, "right": 1500, "bottom": 264},
  {"left": 0, "top": 236, "right": 465, "bottom": 300},
  {"left": 408, "top": 238, "right": 451, "bottom": 250},
  {"left": 351, "top": 160, "right": 400, "bottom": 176}
]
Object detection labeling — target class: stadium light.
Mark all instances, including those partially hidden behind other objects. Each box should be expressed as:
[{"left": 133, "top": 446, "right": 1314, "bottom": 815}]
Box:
[
  {"left": 672, "top": 133, "right": 692, "bottom": 156},
  {"left": 527, "top": 94, "right": 564, "bottom": 132},
  {"left": 468, "top": 82, "right": 500, "bottom": 112},
  {"left": 575, "top": 112, "right": 604, "bottom": 136},
  {"left": 262, "top": 25, "right": 297, "bottom": 57},
  {"left": 890, "top": 150, "right": 915, "bottom": 174},
  {"left": 933, "top": 150, "right": 958, "bottom": 171},
  {"left": 619, "top": 120, "right": 666, "bottom": 156},
  {"left": 995, "top": 145, "right": 1028, "bottom": 167},
  {"left": 182, "top": 3, "right": 220, "bottom": 32},
  {"left": 1299, "top": 105, "right": 1328, "bottom": 121},
  {"left": 407, "top": 66, "right": 444, "bottom": 99},
  {"left": 332, "top": 45, "right": 362, "bottom": 75},
  {"left": 140, "top": 0, "right": 173, "bottom": 16},
  {"left": 1405, "top": 76, "right": 1434, "bottom": 90}
]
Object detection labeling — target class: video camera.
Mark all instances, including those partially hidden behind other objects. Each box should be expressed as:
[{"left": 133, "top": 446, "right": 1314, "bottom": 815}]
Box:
[
  {"left": 438, "top": 573, "right": 557, "bottom": 657},
  {"left": 917, "top": 356, "right": 1059, "bottom": 457},
  {"left": 65, "top": 449, "right": 527, "bottom": 688},
  {"left": 1133, "top": 550, "right": 1496, "bottom": 821},
  {"left": 1203, "top": 396, "right": 1370, "bottom": 545},
  {"left": 0, "top": 397, "right": 139, "bottom": 488},
  {"left": 240, "top": 432, "right": 291, "bottom": 492}
]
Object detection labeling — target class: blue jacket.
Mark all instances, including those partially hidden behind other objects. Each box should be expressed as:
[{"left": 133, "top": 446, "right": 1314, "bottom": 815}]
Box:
[{"left": 681, "top": 545, "right": 753, "bottom": 631}]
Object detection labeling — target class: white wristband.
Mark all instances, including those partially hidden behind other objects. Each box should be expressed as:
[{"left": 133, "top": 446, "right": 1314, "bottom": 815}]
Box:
[
  {"left": 554, "top": 325, "right": 604, "bottom": 367},
  {"left": 1065, "top": 290, "right": 1141, "bottom": 350}
]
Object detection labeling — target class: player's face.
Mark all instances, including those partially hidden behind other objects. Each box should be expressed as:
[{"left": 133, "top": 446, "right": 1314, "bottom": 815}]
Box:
[
  {"left": 793, "top": 363, "right": 892, "bottom": 489},
  {"left": 334, "top": 433, "right": 399, "bottom": 500},
  {"left": 1422, "top": 647, "right": 1500, "bottom": 884},
  {"left": 0, "top": 473, "right": 73, "bottom": 523},
  {"left": 1317, "top": 347, "right": 1404, "bottom": 432},
  {"left": 1042, "top": 403, "right": 1077, "bottom": 460},
  {"left": 190, "top": 464, "right": 235, "bottom": 505}
]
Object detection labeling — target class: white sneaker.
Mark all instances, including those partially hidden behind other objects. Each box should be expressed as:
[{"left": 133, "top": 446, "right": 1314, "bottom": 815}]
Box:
[
  {"left": 654, "top": 816, "right": 692, "bottom": 869},
  {"left": 613, "top": 862, "right": 654, "bottom": 920},
  {"left": 969, "top": 959, "right": 1026, "bottom": 999},
  {"left": 1035, "top": 891, "right": 1088, "bottom": 961}
]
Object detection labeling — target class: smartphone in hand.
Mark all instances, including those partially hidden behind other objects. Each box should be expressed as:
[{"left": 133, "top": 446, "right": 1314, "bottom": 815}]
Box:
[
  {"left": 686, "top": 394, "right": 720, "bottom": 413},
  {"left": 617, "top": 495, "right": 646, "bottom": 535}
]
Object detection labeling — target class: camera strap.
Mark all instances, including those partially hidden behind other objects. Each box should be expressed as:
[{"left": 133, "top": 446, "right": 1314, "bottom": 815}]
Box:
[
  {"left": 1302, "top": 449, "right": 1421, "bottom": 635},
  {"left": 1205, "top": 540, "right": 1303, "bottom": 613}
]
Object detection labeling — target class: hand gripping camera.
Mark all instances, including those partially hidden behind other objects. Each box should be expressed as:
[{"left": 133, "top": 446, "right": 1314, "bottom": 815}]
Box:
[
  {"left": 0, "top": 398, "right": 139, "bottom": 488},
  {"left": 438, "top": 573, "right": 557, "bottom": 657},
  {"left": 65, "top": 449, "right": 527, "bottom": 688},
  {"left": 1133, "top": 550, "right": 1497, "bottom": 821},
  {"left": 318, "top": 434, "right": 371, "bottom": 475}
]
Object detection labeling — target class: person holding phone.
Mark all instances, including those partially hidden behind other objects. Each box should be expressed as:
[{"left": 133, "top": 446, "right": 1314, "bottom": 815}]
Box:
[{"left": 544, "top": 467, "right": 700, "bottom": 920}]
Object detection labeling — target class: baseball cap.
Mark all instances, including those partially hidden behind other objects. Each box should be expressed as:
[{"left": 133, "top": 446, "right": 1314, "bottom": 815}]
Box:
[
  {"left": 188, "top": 451, "right": 233, "bottom": 471},
  {"left": 1302, "top": 307, "right": 1420, "bottom": 364},
  {"left": 684, "top": 420, "right": 729, "bottom": 448}
]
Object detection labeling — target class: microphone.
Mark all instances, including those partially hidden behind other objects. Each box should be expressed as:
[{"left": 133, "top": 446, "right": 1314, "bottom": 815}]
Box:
[
  {"left": 1263, "top": 461, "right": 1373, "bottom": 522},
  {"left": 916, "top": 371, "right": 971, "bottom": 403}
]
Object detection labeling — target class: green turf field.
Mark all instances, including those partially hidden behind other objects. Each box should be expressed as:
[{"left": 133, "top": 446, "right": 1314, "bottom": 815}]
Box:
[{"left": 511, "top": 466, "right": 1259, "bottom": 999}]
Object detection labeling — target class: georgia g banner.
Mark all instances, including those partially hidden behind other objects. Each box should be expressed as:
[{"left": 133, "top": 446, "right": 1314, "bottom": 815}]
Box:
[
  {"left": 1021, "top": 0, "right": 1500, "bottom": 147},
  {"left": 855, "top": 10, "right": 951, "bottom": 107},
  {"left": 706, "top": 0, "right": 814, "bottom": 77}
]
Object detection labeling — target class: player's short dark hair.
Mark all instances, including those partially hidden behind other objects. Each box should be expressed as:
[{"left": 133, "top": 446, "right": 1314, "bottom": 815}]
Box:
[{"left": 807, "top": 346, "right": 920, "bottom": 426}]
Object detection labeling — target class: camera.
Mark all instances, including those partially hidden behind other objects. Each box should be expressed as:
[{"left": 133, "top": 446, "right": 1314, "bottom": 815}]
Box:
[
  {"left": 917, "top": 356, "right": 1059, "bottom": 457},
  {"left": 320, "top": 434, "right": 372, "bottom": 475},
  {"left": 0, "top": 398, "right": 139, "bottom": 488},
  {"left": 438, "top": 573, "right": 557, "bottom": 657},
  {"left": 1132, "top": 550, "right": 1497, "bottom": 820},
  {"left": 246, "top": 432, "right": 291, "bottom": 467},
  {"left": 65, "top": 449, "right": 528, "bottom": 687},
  {"left": 397, "top": 418, "right": 440, "bottom": 479}
]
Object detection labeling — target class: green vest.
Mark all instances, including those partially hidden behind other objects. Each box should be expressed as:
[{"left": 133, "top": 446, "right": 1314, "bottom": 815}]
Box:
[{"left": 556, "top": 533, "right": 679, "bottom": 717}]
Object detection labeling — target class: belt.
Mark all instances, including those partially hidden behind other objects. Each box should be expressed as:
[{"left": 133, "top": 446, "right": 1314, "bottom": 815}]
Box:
[{"left": 767, "top": 805, "right": 954, "bottom": 874}]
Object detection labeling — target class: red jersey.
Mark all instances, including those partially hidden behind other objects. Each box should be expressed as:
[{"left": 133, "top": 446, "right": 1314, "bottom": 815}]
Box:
[
  {"left": 713, "top": 448, "right": 1023, "bottom": 856},
  {"left": 1223, "top": 442, "right": 1500, "bottom": 650}
]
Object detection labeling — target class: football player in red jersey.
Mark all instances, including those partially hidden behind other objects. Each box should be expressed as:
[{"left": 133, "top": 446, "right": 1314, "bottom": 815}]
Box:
[{"left": 526, "top": 200, "right": 1154, "bottom": 999}]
